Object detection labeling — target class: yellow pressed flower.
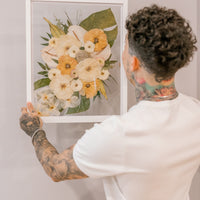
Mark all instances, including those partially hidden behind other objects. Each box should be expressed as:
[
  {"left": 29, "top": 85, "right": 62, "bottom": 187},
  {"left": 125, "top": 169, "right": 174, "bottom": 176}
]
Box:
[
  {"left": 57, "top": 55, "right": 78, "bottom": 75},
  {"left": 81, "top": 79, "right": 100, "bottom": 99},
  {"left": 84, "top": 29, "right": 108, "bottom": 52}
]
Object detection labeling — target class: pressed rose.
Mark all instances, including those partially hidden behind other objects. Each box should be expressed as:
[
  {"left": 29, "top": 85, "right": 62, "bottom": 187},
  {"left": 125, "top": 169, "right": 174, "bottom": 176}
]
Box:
[
  {"left": 84, "top": 29, "right": 108, "bottom": 52},
  {"left": 57, "top": 55, "right": 78, "bottom": 75},
  {"left": 76, "top": 58, "right": 101, "bottom": 82},
  {"left": 54, "top": 35, "right": 81, "bottom": 57}
]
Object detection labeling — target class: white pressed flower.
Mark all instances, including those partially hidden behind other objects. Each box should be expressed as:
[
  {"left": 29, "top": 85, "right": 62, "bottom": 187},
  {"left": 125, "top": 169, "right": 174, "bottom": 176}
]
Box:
[
  {"left": 41, "top": 46, "right": 58, "bottom": 68},
  {"left": 49, "top": 75, "right": 72, "bottom": 91},
  {"left": 49, "top": 37, "right": 57, "bottom": 47},
  {"left": 84, "top": 41, "right": 95, "bottom": 53},
  {"left": 76, "top": 58, "right": 101, "bottom": 82},
  {"left": 98, "top": 69, "right": 110, "bottom": 80},
  {"left": 54, "top": 35, "right": 81, "bottom": 57},
  {"left": 91, "top": 44, "right": 111, "bottom": 61},
  {"left": 68, "top": 25, "right": 87, "bottom": 45},
  {"left": 59, "top": 99, "right": 71, "bottom": 109},
  {"left": 36, "top": 87, "right": 55, "bottom": 104},
  {"left": 70, "top": 79, "right": 83, "bottom": 91},
  {"left": 46, "top": 101, "right": 60, "bottom": 116},
  {"left": 69, "top": 96, "right": 80, "bottom": 108},
  {"left": 48, "top": 68, "right": 61, "bottom": 80},
  {"left": 68, "top": 45, "right": 80, "bottom": 58},
  {"left": 96, "top": 57, "right": 105, "bottom": 67},
  {"left": 50, "top": 75, "right": 73, "bottom": 100},
  {"left": 35, "top": 103, "right": 50, "bottom": 116}
]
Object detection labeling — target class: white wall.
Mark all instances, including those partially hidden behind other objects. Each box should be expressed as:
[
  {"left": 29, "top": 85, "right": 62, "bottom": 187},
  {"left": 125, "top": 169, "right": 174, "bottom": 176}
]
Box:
[{"left": 0, "top": 0, "right": 199, "bottom": 200}]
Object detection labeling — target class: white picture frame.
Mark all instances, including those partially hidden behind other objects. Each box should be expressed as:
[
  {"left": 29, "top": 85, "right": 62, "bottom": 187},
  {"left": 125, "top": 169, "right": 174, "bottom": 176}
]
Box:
[{"left": 26, "top": 0, "right": 128, "bottom": 123}]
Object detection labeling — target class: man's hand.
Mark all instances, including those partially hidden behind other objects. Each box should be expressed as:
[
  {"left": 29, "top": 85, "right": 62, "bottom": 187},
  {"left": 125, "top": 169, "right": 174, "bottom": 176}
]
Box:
[{"left": 19, "top": 102, "right": 43, "bottom": 137}]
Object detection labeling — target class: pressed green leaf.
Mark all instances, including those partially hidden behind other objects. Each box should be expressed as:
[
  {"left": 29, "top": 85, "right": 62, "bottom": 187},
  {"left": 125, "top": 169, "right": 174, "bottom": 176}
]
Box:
[
  {"left": 80, "top": 8, "right": 117, "bottom": 30},
  {"left": 52, "top": 59, "right": 58, "bottom": 64},
  {"left": 93, "top": 91, "right": 101, "bottom": 101},
  {"left": 38, "top": 62, "right": 46, "bottom": 70},
  {"left": 104, "top": 26, "right": 118, "bottom": 47},
  {"left": 34, "top": 78, "right": 50, "bottom": 90},
  {"left": 46, "top": 32, "right": 52, "bottom": 38},
  {"left": 67, "top": 19, "right": 72, "bottom": 27},
  {"left": 45, "top": 63, "right": 50, "bottom": 70},
  {"left": 109, "top": 74, "right": 118, "bottom": 84},
  {"left": 67, "top": 96, "right": 90, "bottom": 114},
  {"left": 109, "top": 60, "right": 118, "bottom": 64},
  {"left": 38, "top": 71, "right": 48, "bottom": 75},
  {"left": 41, "top": 43, "right": 49, "bottom": 46},
  {"left": 62, "top": 24, "right": 68, "bottom": 34},
  {"left": 41, "top": 36, "right": 49, "bottom": 41},
  {"left": 64, "top": 12, "right": 73, "bottom": 26}
]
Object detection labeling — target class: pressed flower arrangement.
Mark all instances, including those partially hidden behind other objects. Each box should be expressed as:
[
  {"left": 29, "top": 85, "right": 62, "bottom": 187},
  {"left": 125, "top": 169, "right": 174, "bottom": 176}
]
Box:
[{"left": 34, "top": 8, "right": 118, "bottom": 116}]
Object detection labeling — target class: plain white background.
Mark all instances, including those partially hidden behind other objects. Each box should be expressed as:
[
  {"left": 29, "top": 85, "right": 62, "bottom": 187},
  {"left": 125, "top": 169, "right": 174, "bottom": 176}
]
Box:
[{"left": 0, "top": 0, "right": 199, "bottom": 200}]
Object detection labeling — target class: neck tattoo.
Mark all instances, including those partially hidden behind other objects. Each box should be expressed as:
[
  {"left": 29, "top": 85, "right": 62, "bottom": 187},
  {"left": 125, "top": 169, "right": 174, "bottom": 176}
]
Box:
[{"left": 131, "top": 73, "right": 178, "bottom": 102}]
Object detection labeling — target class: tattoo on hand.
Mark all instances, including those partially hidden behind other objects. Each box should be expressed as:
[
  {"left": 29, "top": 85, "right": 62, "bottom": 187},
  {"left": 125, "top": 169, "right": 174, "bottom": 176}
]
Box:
[{"left": 19, "top": 113, "right": 42, "bottom": 137}]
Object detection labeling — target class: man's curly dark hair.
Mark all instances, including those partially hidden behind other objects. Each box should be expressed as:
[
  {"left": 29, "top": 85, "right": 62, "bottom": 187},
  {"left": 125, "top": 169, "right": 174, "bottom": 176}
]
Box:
[{"left": 126, "top": 4, "right": 197, "bottom": 81}]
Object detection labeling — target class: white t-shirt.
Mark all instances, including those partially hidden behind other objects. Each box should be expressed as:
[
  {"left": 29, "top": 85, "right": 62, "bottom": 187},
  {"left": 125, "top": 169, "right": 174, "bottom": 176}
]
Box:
[{"left": 73, "top": 93, "right": 200, "bottom": 200}]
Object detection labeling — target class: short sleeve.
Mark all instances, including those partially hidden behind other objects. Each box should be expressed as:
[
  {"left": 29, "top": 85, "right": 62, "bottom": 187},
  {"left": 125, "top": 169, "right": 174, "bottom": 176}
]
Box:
[{"left": 73, "top": 115, "right": 125, "bottom": 178}]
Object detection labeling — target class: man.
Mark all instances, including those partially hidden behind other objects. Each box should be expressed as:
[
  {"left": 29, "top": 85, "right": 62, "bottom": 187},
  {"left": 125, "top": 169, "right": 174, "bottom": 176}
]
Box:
[{"left": 20, "top": 5, "right": 200, "bottom": 200}]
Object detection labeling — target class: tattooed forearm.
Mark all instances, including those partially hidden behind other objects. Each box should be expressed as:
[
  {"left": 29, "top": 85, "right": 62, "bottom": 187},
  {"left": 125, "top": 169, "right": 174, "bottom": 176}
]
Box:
[{"left": 33, "top": 130, "right": 88, "bottom": 181}]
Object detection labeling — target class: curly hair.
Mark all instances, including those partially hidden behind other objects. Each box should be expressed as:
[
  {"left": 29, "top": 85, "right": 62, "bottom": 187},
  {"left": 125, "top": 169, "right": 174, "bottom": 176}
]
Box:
[{"left": 126, "top": 4, "right": 197, "bottom": 81}]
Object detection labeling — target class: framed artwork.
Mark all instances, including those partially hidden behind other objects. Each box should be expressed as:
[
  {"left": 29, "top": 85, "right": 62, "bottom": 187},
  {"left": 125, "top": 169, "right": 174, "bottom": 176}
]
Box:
[{"left": 26, "top": 0, "right": 128, "bottom": 123}]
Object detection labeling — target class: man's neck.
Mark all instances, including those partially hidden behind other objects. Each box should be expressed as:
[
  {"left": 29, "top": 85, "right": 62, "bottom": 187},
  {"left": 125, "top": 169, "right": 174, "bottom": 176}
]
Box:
[{"left": 132, "top": 74, "right": 178, "bottom": 102}]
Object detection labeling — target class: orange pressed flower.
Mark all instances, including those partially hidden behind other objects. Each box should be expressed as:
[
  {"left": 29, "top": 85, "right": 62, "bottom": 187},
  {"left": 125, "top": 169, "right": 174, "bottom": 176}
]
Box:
[
  {"left": 81, "top": 79, "right": 101, "bottom": 99},
  {"left": 57, "top": 55, "right": 78, "bottom": 75},
  {"left": 84, "top": 29, "right": 108, "bottom": 52}
]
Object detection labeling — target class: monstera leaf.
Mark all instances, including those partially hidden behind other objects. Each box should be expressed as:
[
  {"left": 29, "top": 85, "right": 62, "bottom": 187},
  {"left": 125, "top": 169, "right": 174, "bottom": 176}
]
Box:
[{"left": 80, "top": 8, "right": 118, "bottom": 47}]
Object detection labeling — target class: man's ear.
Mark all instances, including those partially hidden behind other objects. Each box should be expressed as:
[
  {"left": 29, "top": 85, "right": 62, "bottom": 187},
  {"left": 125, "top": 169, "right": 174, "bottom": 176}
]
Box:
[{"left": 131, "top": 56, "right": 140, "bottom": 71}]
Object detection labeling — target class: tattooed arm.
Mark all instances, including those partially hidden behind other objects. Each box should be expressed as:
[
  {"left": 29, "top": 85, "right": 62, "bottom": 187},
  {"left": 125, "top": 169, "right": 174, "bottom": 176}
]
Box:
[
  {"left": 19, "top": 102, "right": 88, "bottom": 182},
  {"left": 32, "top": 130, "right": 88, "bottom": 181}
]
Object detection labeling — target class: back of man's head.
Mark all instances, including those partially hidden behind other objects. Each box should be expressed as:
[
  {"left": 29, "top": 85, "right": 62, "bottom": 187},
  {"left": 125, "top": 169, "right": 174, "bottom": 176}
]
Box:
[{"left": 126, "top": 4, "right": 197, "bottom": 82}]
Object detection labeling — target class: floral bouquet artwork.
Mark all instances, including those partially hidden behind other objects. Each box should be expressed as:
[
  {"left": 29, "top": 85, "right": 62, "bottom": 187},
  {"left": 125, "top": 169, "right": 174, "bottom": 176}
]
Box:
[{"left": 34, "top": 8, "right": 118, "bottom": 116}]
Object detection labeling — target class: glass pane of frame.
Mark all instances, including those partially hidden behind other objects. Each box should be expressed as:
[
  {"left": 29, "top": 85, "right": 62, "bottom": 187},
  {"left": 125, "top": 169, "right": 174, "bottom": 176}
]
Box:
[{"left": 27, "top": 0, "right": 127, "bottom": 122}]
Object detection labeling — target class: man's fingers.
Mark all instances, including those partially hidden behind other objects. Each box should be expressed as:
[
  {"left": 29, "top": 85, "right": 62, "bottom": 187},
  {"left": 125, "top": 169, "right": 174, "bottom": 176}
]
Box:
[{"left": 27, "top": 102, "right": 36, "bottom": 113}]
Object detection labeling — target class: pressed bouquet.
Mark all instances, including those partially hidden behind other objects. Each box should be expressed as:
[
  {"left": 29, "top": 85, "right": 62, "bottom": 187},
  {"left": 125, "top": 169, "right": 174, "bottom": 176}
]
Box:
[{"left": 34, "top": 8, "right": 118, "bottom": 116}]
